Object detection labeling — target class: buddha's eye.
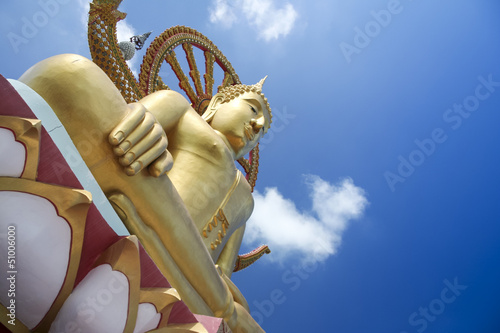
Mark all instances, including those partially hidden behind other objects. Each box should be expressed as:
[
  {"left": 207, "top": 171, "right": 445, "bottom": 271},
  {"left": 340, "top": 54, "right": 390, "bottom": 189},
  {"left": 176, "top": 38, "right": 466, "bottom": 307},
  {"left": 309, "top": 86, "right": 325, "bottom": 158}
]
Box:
[{"left": 250, "top": 106, "right": 257, "bottom": 114}]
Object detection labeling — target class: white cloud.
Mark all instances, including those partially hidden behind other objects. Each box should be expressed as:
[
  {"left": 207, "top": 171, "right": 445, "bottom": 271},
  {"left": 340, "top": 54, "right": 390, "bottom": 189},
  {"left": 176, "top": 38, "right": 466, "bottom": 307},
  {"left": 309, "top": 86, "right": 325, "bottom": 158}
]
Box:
[
  {"left": 116, "top": 19, "right": 136, "bottom": 43},
  {"left": 77, "top": 0, "right": 90, "bottom": 33},
  {"left": 245, "top": 175, "right": 368, "bottom": 264},
  {"left": 209, "top": 0, "right": 237, "bottom": 28},
  {"left": 209, "top": 0, "right": 298, "bottom": 42}
]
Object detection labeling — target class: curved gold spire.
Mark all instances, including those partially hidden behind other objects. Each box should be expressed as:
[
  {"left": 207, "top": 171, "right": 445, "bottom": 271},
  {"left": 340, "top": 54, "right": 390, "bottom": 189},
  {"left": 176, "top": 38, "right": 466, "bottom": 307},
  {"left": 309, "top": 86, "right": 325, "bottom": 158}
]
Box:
[{"left": 253, "top": 75, "right": 268, "bottom": 92}]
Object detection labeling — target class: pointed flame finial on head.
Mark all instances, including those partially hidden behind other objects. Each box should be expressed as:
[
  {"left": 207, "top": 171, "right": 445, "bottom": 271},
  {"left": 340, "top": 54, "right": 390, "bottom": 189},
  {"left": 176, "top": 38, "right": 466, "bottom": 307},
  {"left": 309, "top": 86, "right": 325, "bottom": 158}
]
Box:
[{"left": 253, "top": 76, "right": 268, "bottom": 92}]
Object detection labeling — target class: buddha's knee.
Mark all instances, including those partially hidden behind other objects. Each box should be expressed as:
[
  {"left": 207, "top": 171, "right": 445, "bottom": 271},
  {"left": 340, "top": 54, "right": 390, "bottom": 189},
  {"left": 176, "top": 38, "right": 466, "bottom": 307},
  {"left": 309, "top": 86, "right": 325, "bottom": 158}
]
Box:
[
  {"left": 20, "top": 54, "right": 124, "bottom": 108},
  {"left": 21, "top": 54, "right": 96, "bottom": 87},
  {"left": 20, "top": 54, "right": 127, "bottom": 139}
]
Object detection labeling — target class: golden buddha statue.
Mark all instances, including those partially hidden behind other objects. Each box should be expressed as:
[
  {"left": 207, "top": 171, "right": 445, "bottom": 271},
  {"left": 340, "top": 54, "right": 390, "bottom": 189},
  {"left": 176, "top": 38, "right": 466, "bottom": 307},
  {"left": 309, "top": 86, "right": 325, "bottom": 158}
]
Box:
[{"left": 19, "top": 52, "right": 271, "bottom": 332}]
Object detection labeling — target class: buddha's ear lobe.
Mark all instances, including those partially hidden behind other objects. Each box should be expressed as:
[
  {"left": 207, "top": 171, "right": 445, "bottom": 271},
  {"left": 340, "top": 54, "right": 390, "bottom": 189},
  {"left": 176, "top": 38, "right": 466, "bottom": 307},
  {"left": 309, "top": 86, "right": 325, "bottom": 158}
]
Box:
[{"left": 202, "top": 92, "right": 225, "bottom": 123}]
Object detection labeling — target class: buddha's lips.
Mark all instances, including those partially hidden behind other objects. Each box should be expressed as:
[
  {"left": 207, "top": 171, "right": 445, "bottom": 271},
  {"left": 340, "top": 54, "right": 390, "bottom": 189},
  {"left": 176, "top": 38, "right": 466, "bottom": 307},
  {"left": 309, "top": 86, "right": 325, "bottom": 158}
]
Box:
[{"left": 244, "top": 125, "right": 255, "bottom": 141}]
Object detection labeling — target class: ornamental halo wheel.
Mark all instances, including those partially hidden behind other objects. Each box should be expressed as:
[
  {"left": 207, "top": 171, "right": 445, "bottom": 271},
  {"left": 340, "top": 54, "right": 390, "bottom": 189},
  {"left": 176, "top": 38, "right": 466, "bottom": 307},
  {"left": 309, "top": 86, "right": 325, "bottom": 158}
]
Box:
[{"left": 88, "top": 2, "right": 261, "bottom": 190}]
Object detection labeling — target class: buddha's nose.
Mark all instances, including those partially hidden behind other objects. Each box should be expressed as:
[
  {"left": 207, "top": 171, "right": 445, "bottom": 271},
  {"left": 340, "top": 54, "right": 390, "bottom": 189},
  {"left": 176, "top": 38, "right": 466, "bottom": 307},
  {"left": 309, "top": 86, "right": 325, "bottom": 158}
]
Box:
[{"left": 250, "top": 117, "right": 265, "bottom": 132}]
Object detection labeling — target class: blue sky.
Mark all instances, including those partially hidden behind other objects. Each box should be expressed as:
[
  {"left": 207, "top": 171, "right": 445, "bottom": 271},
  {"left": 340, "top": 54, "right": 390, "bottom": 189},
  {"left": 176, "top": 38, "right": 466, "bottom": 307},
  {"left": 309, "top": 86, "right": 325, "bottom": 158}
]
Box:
[{"left": 2, "top": 0, "right": 500, "bottom": 332}]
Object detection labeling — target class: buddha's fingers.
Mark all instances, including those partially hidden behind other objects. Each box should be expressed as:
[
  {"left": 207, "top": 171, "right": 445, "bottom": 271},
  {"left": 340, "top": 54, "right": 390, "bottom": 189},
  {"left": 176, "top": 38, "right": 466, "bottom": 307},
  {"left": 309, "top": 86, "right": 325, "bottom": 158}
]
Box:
[
  {"left": 124, "top": 136, "right": 168, "bottom": 176},
  {"left": 118, "top": 122, "right": 163, "bottom": 166},
  {"left": 113, "top": 111, "right": 156, "bottom": 156},
  {"left": 148, "top": 150, "right": 174, "bottom": 177},
  {"left": 108, "top": 103, "right": 146, "bottom": 146}
]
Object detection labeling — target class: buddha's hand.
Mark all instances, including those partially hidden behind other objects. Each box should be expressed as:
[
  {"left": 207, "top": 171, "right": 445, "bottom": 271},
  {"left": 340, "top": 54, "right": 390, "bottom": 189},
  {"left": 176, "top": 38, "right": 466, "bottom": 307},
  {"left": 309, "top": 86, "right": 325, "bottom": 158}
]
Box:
[{"left": 108, "top": 102, "right": 173, "bottom": 177}]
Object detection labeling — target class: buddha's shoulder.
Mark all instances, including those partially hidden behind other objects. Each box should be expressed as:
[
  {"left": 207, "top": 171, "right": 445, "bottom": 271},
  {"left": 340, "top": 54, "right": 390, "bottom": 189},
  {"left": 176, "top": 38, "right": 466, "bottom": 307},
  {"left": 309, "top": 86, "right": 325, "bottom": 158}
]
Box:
[{"left": 146, "top": 89, "right": 191, "bottom": 110}]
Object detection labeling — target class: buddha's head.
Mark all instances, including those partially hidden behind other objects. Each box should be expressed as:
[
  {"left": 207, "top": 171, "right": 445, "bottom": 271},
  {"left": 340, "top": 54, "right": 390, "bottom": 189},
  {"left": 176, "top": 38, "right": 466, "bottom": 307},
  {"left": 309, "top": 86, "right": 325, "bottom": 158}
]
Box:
[{"left": 203, "top": 77, "right": 272, "bottom": 159}]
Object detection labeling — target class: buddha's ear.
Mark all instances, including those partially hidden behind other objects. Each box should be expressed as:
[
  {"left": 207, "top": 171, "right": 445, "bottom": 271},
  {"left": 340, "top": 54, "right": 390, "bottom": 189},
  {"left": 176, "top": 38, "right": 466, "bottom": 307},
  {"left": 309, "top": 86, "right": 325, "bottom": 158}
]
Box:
[{"left": 202, "top": 92, "right": 225, "bottom": 123}]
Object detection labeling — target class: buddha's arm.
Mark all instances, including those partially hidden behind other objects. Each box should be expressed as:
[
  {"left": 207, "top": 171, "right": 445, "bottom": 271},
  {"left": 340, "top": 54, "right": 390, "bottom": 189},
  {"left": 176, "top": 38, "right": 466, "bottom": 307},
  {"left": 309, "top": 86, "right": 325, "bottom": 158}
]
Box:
[
  {"left": 138, "top": 89, "right": 191, "bottom": 133},
  {"left": 216, "top": 227, "right": 252, "bottom": 313},
  {"left": 217, "top": 225, "right": 245, "bottom": 279},
  {"left": 219, "top": 266, "right": 251, "bottom": 313}
]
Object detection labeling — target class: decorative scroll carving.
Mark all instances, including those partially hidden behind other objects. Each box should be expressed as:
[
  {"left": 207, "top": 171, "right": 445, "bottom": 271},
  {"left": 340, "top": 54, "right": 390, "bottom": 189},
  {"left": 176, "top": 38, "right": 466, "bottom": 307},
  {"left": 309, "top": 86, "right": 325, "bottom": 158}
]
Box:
[{"left": 233, "top": 245, "right": 271, "bottom": 273}]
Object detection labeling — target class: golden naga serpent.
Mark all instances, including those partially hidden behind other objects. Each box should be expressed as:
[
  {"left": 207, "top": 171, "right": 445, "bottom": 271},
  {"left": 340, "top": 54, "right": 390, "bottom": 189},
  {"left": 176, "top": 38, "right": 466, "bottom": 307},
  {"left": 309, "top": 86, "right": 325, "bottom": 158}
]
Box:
[{"left": 87, "top": 0, "right": 261, "bottom": 191}]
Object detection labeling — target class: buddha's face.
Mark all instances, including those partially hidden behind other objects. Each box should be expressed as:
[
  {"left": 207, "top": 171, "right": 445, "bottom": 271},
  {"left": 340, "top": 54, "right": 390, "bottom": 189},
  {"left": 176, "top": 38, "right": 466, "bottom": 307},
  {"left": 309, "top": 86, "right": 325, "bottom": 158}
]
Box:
[{"left": 210, "top": 91, "right": 270, "bottom": 159}]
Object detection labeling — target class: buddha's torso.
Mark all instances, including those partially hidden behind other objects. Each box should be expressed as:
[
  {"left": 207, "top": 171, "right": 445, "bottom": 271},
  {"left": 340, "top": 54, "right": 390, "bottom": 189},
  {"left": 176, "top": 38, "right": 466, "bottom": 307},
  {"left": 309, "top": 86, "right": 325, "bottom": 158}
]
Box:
[{"left": 166, "top": 109, "right": 254, "bottom": 260}]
